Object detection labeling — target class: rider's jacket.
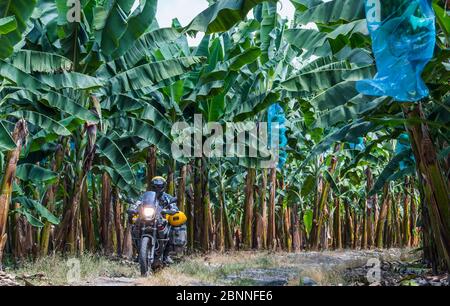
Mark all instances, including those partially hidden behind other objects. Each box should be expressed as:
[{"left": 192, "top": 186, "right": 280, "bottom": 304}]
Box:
[{"left": 158, "top": 192, "right": 178, "bottom": 211}]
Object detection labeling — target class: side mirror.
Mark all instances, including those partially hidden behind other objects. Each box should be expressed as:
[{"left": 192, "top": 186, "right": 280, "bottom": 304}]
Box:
[{"left": 127, "top": 209, "right": 137, "bottom": 215}]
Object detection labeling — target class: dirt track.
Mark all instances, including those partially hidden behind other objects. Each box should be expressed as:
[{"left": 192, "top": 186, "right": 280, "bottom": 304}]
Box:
[{"left": 81, "top": 249, "right": 433, "bottom": 286}]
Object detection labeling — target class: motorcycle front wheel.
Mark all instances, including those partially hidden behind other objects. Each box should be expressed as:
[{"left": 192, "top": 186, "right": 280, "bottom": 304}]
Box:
[{"left": 139, "top": 236, "right": 152, "bottom": 276}]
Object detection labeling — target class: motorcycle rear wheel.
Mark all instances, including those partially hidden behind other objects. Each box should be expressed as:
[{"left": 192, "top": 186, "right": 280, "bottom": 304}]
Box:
[{"left": 139, "top": 236, "right": 152, "bottom": 276}]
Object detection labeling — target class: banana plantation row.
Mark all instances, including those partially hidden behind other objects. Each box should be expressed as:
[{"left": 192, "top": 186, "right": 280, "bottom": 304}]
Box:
[{"left": 0, "top": 0, "right": 448, "bottom": 275}]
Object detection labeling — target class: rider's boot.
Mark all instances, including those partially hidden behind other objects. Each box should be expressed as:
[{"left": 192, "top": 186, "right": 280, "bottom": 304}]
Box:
[
  {"left": 163, "top": 247, "right": 174, "bottom": 265},
  {"left": 163, "top": 256, "right": 174, "bottom": 265}
]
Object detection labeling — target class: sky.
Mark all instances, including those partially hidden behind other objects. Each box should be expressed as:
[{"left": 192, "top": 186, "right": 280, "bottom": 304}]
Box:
[{"left": 155, "top": 0, "right": 296, "bottom": 46}]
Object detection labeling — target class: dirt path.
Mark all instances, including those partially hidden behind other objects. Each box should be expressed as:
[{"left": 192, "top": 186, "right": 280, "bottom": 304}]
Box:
[{"left": 82, "top": 249, "right": 436, "bottom": 286}]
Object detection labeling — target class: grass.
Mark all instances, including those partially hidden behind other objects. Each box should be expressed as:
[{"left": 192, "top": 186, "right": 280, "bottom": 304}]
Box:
[
  {"left": 4, "top": 253, "right": 139, "bottom": 286},
  {"left": 4, "top": 251, "right": 273, "bottom": 286},
  {"left": 141, "top": 251, "right": 287, "bottom": 286},
  {"left": 4, "top": 249, "right": 414, "bottom": 286},
  {"left": 143, "top": 254, "right": 253, "bottom": 285}
]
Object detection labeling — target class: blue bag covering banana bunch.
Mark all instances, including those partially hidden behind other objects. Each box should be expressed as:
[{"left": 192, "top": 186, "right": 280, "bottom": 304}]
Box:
[
  {"left": 268, "top": 103, "right": 287, "bottom": 169},
  {"left": 348, "top": 137, "right": 366, "bottom": 151},
  {"left": 356, "top": 0, "right": 436, "bottom": 102},
  {"left": 396, "top": 133, "right": 416, "bottom": 170}
]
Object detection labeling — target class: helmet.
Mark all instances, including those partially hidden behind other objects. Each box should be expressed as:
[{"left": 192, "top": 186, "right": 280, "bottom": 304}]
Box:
[
  {"left": 166, "top": 211, "right": 187, "bottom": 227},
  {"left": 150, "top": 176, "right": 166, "bottom": 194}
]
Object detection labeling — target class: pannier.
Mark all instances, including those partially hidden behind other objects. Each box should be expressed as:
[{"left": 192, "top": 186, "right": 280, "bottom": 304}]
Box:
[{"left": 169, "top": 224, "right": 187, "bottom": 253}]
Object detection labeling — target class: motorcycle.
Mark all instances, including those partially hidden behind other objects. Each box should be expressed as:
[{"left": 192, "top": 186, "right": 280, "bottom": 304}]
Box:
[{"left": 127, "top": 191, "right": 187, "bottom": 276}]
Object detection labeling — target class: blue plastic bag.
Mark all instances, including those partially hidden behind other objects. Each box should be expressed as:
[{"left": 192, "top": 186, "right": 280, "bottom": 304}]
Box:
[
  {"left": 395, "top": 133, "right": 415, "bottom": 170},
  {"left": 268, "top": 103, "right": 287, "bottom": 169},
  {"left": 349, "top": 137, "right": 366, "bottom": 151},
  {"left": 356, "top": 0, "right": 436, "bottom": 102}
]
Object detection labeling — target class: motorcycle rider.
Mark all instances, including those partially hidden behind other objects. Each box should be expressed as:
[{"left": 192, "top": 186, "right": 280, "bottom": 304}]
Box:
[
  {"left": 149, "top": 176, "right": 178, "bottom": 265},
  {"left": 129, "top": 176, "right": 178, "bottom": 265}
]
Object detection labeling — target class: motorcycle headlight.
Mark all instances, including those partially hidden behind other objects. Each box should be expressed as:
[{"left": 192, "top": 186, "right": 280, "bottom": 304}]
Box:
[{"left": 143, "top": 207, "right": 156, "bottom": 219}]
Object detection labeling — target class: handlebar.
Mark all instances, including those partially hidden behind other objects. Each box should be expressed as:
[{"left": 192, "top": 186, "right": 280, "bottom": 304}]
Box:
[{"left": 161, "top": 209, "right": 178, "bottom": 216}]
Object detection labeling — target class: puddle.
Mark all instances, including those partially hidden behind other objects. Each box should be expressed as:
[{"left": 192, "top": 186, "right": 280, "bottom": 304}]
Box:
[
  {"left": 224, "top": 267, "right": 297, "bottom": 286},
  {"left": 82, "top": 277, "right": 139, "bottom": 286}
]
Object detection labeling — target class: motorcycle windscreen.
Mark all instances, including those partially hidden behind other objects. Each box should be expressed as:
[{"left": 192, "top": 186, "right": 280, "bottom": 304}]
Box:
[
  {"left": 142, "top": 191, "right": 158, "bottom": 205},
  {"left": 356, "top": 0, "right": 436, "bottom": 102}
]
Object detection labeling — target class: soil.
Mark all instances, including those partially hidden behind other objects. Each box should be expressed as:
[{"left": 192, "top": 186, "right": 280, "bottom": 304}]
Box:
[
  {"left": 0, "top": 271, "right": 20, "bottom": 286},
  {"left": 81, "top": 249, "right": 449, "bottom": 286},
  {"left": 4, "top": 249, "right": 448, "bottom": 286}
]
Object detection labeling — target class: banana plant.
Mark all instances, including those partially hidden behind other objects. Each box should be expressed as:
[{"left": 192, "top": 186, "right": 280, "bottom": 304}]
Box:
[{"left": 286, "top": 0, "right": 450, "bottom": 272}]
